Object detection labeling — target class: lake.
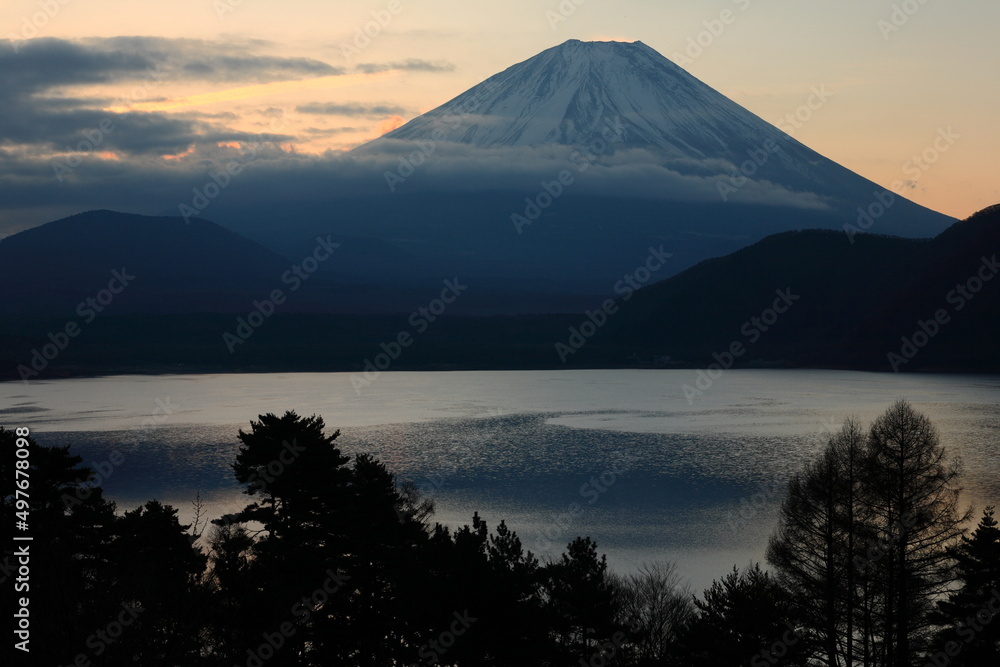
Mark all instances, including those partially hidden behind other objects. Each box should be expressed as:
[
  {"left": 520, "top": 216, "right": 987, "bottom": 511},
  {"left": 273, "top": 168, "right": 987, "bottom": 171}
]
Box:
[{"left": 3, "top": 369, "right": 998, "bottom": 591}]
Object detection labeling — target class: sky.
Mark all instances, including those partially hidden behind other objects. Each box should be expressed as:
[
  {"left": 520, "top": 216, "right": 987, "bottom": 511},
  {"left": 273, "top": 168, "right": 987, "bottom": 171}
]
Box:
[{"left": 1, "top": 0, "right": 997, "bottom": 234}]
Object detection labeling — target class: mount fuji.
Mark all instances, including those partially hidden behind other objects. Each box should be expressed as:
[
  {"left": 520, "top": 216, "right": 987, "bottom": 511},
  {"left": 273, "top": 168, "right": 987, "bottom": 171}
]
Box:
[
  {"left": 228, "top": 39, "right": 953, "bottom": 310},
  {"left": 374, "top": 40, "right": 816, "bottom": 166},
  {"left": 362, "top": 39, "right": 942, "bottom": 213},
  {"left": 378, "top": 39, "right": 754, "bottom": 153}
]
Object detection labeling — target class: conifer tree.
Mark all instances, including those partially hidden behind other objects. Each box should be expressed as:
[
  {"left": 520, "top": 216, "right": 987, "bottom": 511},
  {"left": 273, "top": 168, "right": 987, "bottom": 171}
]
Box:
[{"left": 932, "top": 506, "right": 1000, "bottom": 665}]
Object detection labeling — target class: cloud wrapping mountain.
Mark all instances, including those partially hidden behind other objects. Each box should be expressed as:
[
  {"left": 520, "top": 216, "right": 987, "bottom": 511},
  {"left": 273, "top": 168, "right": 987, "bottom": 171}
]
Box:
[{"left": 0, "top": 38, "right": 953, "bottom": 305}]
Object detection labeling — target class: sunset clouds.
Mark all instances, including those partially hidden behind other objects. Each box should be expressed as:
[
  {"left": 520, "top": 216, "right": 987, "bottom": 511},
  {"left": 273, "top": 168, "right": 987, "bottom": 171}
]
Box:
[{"left": 0, "top": 0, "right": 996, "bottom": 234}]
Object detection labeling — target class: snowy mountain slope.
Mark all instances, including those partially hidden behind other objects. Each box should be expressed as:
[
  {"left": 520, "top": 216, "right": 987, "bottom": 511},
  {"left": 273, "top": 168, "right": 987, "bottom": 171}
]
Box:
[
  {"left": 357, "top": 39, "right": 922, "bottom": 204},
  {"left": 220, "top": 39, "right": 956, "bottom": 308},
  {"left": 375, "top": 39, "right": 773, "bottom": 157}
]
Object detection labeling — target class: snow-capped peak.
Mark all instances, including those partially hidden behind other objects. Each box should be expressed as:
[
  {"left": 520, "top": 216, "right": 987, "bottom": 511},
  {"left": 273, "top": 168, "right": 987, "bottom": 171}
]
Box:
[{"left": 362, "top": 39, "right": 789, "bottom": 164}]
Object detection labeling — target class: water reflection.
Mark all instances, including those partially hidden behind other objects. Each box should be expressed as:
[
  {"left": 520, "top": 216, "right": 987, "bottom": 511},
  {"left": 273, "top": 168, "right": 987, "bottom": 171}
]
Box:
[{"left": 7, "top": 369, "right": 998, "bottom": 591}]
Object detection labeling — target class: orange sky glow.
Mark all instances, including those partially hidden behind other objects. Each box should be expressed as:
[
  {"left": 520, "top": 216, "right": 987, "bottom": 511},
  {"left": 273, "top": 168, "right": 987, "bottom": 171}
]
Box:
[{"left": 2, "top": 0, "right": 996, "bottom": 219}]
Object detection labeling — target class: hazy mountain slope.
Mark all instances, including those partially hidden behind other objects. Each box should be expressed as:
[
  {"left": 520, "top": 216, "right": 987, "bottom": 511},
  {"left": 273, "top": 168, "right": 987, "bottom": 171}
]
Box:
[
  {"left": 598, "top": 206, "right": 1000, "bottom": 370},
  {"left": 361, "top": 39, "right": 952, "bottom": 230},
  {"left": 0, "top": 210, "right": 334, "bottom": 314},
  {"left": 1, "top": 207, "right": 995, "bottom": 379},
  {"left": 219, "top": 38, "right": 954, "bottom": 310},
  {"left": 377, "top": 40, "right": 780, "bottom": 156}
]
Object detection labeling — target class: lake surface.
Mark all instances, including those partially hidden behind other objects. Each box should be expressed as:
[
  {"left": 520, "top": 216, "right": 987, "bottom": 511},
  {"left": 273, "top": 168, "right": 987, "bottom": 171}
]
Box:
[{"left": 3, "top": 369, "right": 998, "bottom": 591}]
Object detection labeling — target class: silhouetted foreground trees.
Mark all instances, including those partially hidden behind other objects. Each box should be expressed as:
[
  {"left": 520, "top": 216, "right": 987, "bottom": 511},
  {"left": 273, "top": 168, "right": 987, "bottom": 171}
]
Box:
[
  {"left": 3, "top": 402, "right": 998, "bottom": 666},
  {"left": 766, "top": 401, "right": 995, "bottom": 667}
]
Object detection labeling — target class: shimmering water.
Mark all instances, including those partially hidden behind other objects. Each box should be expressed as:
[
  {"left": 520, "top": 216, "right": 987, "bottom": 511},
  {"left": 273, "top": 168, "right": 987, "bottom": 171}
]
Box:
[{"left": 3, "top": 369, "right": 998, "bottom": 590}]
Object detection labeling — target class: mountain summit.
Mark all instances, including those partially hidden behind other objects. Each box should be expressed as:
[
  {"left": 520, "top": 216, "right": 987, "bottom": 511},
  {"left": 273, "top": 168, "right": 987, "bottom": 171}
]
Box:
[
  {"left": 233, "top": 40, "right": 955, "bottom": 307},
  {"left": 363, "top": 39, "right": 942, "bottom": 209},
  {"left": 378, "top": 39, "right": 775, "bottom": 159}
]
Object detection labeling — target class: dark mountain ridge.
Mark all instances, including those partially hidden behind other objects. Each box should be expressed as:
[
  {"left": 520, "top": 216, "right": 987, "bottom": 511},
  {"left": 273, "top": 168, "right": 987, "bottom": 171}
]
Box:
[
  {"left": 0, "top": 209, "right": 300, "bottom": 314},
  {"left": 596, "top": 205, "right": 1000, "bottom": 370},
  {"left": 0, "top": 206, "right": 996, "bottom": 380},
  {"left": 208, "top": 39, "right": 953, "bottom": 310}
]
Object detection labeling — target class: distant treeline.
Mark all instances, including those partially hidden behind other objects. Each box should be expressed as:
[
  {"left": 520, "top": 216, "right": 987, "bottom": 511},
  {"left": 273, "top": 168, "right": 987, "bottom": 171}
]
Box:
[
  {"left": 2, "top": 401, "right": 998, "bottom": 666},
  {"left": 5, "top": 206, "right": 1000, "bottom": 381}
]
